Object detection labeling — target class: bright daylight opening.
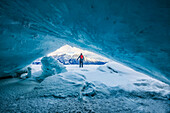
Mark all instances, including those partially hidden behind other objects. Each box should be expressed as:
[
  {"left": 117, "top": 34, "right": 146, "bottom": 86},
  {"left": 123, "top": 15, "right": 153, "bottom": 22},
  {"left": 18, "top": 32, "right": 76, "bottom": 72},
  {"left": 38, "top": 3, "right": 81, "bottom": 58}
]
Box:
[{"left": 20, "top": 45, "right": 168, "bottom": 94}]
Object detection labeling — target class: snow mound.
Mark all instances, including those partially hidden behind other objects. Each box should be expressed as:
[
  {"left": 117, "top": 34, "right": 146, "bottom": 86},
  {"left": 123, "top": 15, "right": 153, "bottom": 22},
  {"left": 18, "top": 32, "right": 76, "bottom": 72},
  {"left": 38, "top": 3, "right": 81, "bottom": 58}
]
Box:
[
  {"left": 25, "top": 63, "right": 169, "bottom": 101},
  {"left": 20, "top": 67, "right": 32, "bottom": 79},
  {"left": 96, "top": 62, "right": 170, "bottom": 97},
  {"left": 35, "top": 56, "right": 67, "bottom": 82},
  {"left": 41, "top": 56, "right": 67, "bottom": 75},
  {"left": 33, "top": 72, "right": 110, "bottom": 100},
  {"left": 1, "top": 64, "right": 169, "bottom": 112}
]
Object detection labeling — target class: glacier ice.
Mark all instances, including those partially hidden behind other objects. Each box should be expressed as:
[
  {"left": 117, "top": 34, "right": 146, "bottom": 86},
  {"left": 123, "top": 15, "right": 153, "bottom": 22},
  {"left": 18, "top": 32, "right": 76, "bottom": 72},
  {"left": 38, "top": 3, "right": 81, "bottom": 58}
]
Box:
[
  {"left": 20, "top": 67, "right": 32, "bottom": 79},
  {"left": 0, "top": 0, "right": 169, "bottom": 85},
  {"left": 31, "top": 63, "right": 170, "bottom": 101},
  {"left": 26, "top": 67, "right": 32, "bottom": 78},
  {"left": 35, "top": 56, "right": 67, "bottom": 82},
  {"left": 41, "top": 56, "right": 67, "bottom": 75},
  {"left": 0, "top": 62, "right": 169, "bottom": 112}
]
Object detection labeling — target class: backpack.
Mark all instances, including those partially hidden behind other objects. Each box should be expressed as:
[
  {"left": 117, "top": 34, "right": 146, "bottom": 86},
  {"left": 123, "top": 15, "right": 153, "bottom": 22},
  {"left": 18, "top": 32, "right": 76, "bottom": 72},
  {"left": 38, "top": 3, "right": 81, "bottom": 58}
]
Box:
[{"left": 80, "top": 55, "right": 83, "bottom": 59}]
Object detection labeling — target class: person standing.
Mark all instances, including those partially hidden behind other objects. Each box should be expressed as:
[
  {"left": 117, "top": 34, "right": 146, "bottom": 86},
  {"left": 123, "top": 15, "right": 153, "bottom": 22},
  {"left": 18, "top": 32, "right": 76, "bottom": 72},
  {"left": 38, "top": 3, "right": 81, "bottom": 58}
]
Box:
[{"left": 77, "top": 53, "right": 84, "bottom": 68}]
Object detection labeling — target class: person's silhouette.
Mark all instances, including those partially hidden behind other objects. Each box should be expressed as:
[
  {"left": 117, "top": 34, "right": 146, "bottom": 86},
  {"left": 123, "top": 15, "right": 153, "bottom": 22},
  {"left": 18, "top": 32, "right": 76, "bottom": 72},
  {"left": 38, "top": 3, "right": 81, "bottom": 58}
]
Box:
[{"left": 77, "top": 53, "right": 84, "bottom": 68}]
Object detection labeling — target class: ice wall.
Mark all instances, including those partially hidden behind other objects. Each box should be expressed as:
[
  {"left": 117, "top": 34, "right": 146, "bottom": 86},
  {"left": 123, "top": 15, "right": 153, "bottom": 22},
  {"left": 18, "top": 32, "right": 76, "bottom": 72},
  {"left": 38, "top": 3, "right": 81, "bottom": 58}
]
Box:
[{"left": 0, "top": 0, "right": 169, "bottom": 84}]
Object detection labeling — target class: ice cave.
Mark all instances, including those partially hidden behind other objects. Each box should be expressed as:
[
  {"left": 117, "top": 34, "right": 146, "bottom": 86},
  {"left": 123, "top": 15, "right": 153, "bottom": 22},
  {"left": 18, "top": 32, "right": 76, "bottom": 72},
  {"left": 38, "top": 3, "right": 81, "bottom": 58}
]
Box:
[{"left": 0, "top": 0, "right": 169, "bottom": 112}]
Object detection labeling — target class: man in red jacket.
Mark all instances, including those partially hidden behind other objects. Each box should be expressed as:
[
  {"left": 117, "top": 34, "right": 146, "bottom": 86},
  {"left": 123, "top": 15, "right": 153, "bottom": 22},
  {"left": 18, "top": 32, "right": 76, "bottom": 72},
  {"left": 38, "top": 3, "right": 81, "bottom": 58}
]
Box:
[{"left": 77, "top": 53, "right": 84, "bottom": 68}]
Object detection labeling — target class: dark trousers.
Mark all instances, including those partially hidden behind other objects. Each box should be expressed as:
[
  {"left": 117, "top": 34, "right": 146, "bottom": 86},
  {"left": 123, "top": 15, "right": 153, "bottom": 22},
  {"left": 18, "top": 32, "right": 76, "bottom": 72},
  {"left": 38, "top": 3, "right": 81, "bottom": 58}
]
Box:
[{"left": 79, "top": 61, "right": 83, "bottom": 68}]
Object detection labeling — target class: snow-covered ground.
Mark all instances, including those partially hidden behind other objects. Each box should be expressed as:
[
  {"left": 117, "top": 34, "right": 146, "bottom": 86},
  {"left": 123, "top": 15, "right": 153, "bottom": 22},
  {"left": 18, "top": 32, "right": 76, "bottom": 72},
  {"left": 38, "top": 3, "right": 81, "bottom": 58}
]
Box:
[
  {"left": 29, "top": 62, "right": 170, "bottom": 96},
  {"left": 0, "top": 62, "right": 169, "bottom": 112},
  {"left": 66, "top": 63, "right": 170, "bottom": 95}
]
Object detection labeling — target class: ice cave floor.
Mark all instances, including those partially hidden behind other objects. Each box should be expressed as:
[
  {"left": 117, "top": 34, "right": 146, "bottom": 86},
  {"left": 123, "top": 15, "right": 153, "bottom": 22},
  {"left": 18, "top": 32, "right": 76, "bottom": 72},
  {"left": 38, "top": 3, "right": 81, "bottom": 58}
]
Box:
[{"left": 0, "top": 62, "right": 169, "bottom": 113}]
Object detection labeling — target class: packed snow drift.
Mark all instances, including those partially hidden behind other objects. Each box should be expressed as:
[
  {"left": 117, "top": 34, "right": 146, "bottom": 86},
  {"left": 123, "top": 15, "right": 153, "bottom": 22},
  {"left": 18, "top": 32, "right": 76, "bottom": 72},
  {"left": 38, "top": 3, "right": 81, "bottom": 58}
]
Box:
[
  {"left": 36, "top": 62, "right": 169, "bottom": 100},
  {"left": 21, "top": 56, "right": 67, "bottom": 82},
  {"left": 0, "top": 61, "right": 169, "bottom": 112}
]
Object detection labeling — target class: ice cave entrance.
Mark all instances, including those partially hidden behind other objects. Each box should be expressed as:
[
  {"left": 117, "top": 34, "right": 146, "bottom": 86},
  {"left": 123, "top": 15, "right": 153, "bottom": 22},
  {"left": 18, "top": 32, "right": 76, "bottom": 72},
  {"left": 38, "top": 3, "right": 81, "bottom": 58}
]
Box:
[
  {"left": 21, "top": 44, "right": 166, "bottom": 88},
  {"left": 21, "top": 45, "right": 111, "bottom": 80},
  {"left": 32, "top": 44, "right": 110, "bottom": 66},
  {"left": 21, "top": 44, "right": 169, "bottom": 94},
  {"left": 25, "top": 44, "right": 149, "bottom": 82}
]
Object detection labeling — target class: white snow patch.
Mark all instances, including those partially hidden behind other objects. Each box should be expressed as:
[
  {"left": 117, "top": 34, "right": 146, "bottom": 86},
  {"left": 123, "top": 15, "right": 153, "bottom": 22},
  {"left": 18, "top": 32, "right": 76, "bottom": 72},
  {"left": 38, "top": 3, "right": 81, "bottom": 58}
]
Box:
[{"left": 31, "top": 61, "right": 169, "bottom": 99}]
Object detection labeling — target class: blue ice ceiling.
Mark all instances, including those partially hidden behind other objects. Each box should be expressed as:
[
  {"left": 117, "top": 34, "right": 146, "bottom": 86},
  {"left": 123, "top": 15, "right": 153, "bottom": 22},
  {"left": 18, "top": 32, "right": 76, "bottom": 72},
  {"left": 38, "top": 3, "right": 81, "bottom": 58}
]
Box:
[{"left": 0, "top": 0, "right": 169, "bottom": 84}]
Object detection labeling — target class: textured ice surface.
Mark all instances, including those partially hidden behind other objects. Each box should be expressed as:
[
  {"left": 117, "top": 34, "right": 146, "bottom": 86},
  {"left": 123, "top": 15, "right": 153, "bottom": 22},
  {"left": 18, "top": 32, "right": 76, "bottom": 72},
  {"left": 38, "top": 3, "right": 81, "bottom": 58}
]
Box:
[
  {"left": 34, "top": 56, "right": 67, "bottom": 82},
  {"left": 29, "top": 62, "right": 170, "bottom": 100},
  {"left": 41, "top": 56, "right": 67, "bottom": 75},
  {"left": 0, "top": 0, "right": 169, "bottom": 85},
  {"left": 0, "top": 64, "right": 169, "bottom": 112},
  {"left": 20, "top": 67, "right": 32, "bottom": 79}
]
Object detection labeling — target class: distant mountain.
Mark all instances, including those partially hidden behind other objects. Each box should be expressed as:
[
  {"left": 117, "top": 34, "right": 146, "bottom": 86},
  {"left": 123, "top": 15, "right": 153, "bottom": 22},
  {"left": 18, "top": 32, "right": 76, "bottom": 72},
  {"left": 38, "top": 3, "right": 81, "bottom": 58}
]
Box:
[
  {"left": 52, "top": 54, "right": 107, "bottom": 65},
  {"left": 32, "top": 45, "right": 109, "bottom": 65}
]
